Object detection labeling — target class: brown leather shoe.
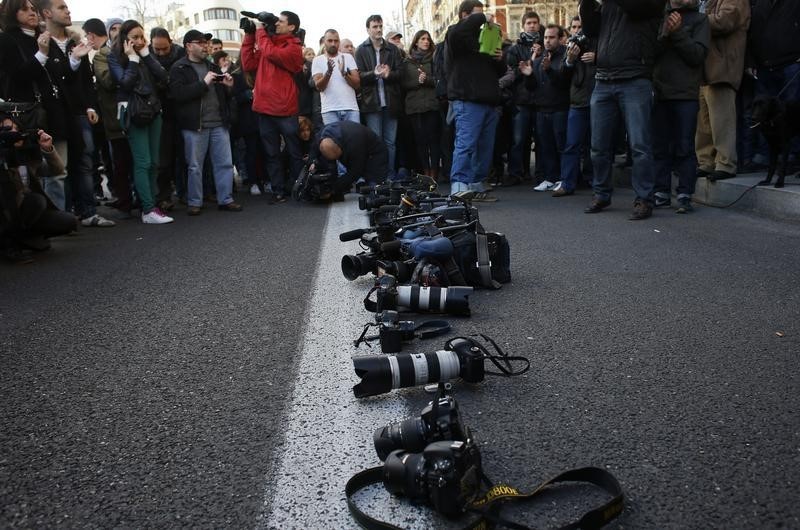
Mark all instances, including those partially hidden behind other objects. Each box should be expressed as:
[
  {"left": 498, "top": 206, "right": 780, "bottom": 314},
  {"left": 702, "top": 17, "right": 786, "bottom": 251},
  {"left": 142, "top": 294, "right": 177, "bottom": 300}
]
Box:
[
  {"left": 552, "top": 188, "right": 574, "bottom": 197},
  {"left": 218, "top": 202, "right": 243, "bottom": 212},
  {"left": 584, "top": 198, "right": 611, "bottom": 213},
  {"left": 628, "top": 199, "right": 653, "bottom": 220},
  {"left": 187, "top": 206, "right": 202, "bottom": 216}
]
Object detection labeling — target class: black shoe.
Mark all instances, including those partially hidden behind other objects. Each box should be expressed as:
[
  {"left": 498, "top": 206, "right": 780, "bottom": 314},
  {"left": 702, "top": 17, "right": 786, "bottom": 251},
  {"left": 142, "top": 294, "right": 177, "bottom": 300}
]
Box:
[
  {"left": 708, "top": 170, "right": 735, "bottom": 182},
  {"left": 629, "top": 199, "right": 653, "bottom": 220},
  {"left": 584, "top": 198, "right": 611, "bottom": 213},
  {"left": 272, "top": 194, "right": 287, "bottom": 204},
  {"left": 696, "top": 168, "right": 711, "bottom": 179}
]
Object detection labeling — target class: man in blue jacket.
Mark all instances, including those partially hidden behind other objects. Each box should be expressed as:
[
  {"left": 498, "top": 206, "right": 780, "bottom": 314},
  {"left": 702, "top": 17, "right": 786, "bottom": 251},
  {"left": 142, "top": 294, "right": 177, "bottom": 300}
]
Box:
[{"left": 580, "top": 0, "right": 665, "bottom": 220}]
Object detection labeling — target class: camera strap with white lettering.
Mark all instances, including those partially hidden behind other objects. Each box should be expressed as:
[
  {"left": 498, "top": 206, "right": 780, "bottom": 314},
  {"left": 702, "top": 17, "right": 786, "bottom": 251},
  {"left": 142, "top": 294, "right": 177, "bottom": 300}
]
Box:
[{"left": 345, "top": 464, "right": 624, "bottom": 530}]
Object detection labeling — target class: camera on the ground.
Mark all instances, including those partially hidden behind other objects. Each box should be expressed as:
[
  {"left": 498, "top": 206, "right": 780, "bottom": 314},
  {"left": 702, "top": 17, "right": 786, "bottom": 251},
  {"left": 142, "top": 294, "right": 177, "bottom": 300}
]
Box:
[{"left": 383, "top": 439, "right": 482, "bottom": 518}]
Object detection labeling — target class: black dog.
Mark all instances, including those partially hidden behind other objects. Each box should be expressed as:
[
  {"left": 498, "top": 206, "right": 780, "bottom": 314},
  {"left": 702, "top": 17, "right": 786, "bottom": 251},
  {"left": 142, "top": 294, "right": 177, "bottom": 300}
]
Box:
[{"left": 750, "top": 96, "right": 800, "bottom": 188}]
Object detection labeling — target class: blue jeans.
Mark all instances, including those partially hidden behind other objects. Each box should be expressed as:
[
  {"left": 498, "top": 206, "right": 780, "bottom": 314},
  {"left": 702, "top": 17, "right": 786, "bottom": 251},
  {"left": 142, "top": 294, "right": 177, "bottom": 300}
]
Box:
[
  {"left": 508, "top": 104, "right": 534, "bottom": 178},
  {"left": 535, "top": 110, "right": 568, "bottom": 182},
  {"left": 363, "top": 108, "right": 397, "bottom": 178},
  {"left": 322, "top": 109, "right": 360, "bottom": 125},
  {"left": 590, "top": 78, "right": 655, "bottom": 204},
  {"left": 450, "top": 100, "right": 499, "bottom": 192},
  {"left": 258, "top": 114, "right": 303, "bottom": 196},
  {"left": 68, "top": 115, "right": 97, "bottom": 218},
  {"left": 653, "top": 99, "right": 700, "bottom": 197},
  {"left": 182, "top": 126, "right": 235, "bottom": 207},
  {"left": 560, "top": 106, "right": 591, "bottom": 192}
]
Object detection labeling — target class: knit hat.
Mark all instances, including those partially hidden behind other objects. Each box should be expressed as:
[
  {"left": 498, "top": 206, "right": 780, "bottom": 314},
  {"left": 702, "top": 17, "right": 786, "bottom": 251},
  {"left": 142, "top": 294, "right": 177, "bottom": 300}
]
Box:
[
  {"left": 105, "top": 17, "right": 123, "bottom": 35},
  {"left": 82, "top": 18, "right": 107, "bottom": 37}
]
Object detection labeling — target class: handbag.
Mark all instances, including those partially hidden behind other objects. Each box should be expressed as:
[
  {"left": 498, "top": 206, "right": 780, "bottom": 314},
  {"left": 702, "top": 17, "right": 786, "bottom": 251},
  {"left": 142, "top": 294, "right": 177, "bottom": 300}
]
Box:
[
  {"left": 125, "top": 63, "right": 162, "bottom": 128},
  {"left": 0, "top": 37, "right": 52, "bottom": 131}
]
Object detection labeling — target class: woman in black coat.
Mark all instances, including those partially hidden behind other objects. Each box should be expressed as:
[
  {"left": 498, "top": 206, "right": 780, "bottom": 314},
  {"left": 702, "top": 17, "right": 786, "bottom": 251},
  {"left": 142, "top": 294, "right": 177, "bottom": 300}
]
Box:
[{"left": 0, "top": 0, "right": 68, "bottom": 141}]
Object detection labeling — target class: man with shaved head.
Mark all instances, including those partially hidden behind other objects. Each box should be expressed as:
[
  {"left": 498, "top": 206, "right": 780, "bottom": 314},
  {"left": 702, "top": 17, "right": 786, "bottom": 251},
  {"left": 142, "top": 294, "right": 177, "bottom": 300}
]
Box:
[{"left": 311, "top": 121, "right": 389, "bottom": 187}]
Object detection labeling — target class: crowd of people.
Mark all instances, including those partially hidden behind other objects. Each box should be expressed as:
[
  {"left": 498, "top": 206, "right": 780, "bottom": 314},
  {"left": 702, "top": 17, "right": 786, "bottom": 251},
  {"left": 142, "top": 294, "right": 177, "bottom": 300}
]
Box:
[{"left": 0, "top": 0, "right": 798, "bottom": 261}]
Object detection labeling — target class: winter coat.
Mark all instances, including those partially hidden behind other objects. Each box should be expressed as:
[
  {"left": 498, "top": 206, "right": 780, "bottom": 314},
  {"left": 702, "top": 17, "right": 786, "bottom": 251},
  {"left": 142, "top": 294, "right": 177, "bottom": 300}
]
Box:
[
  {"left": 654, "top": 7, "right": 710, "bottom": 100},
  {"left": 107, "top": 50, "right": 168, "bottom": 105},
  {"left": 445, "top": 13, "right": 507, "bottom": 105},
  {"left": 580, "top": 0, "right": 665, "bottom": 81},
  {"left": 0, "top": 28, "right": 69, "bottom": 139},
  {"left": 240, "top": 29, "right": 304, "bottom": 117},
  {"left": 355, "top": 38, "right": 402, "bottom": 116},
  {"left": 400, "top": 52, "right": 438, "bottom": 115},
  {"left": 526, "top": 45, "right": 571, "bottom": 112},
  {"left": 749, "top": 0, "right": 799, "bottom": 69},
  {"left": 168, "top": 56, "right": 232, "bottom": 131},
  {"left": 92, "top": 45, "right": 124, "bottom": 140},
  {"left": 703, "top": 0, "right": 750, "bottom": 89},
  {"left": 506, "top": 37, "right": 537, "bottom": 105}
]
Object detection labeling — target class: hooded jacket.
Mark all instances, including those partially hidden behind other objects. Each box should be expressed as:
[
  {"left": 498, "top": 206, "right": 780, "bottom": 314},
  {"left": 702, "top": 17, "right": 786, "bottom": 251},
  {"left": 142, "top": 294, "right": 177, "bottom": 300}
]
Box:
[
  {"left": 240, "top": 29, "right": 304, "bottom": 117},
  {"left": 580, "top": 0, "right": 665, "bottom": 81}
]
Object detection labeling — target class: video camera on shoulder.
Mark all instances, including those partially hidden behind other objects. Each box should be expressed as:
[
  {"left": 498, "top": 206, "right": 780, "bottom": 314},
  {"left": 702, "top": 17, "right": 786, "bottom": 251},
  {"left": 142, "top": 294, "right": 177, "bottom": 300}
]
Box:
[{"left": 240, "top": 10, "right": 279, "bottom": 34}]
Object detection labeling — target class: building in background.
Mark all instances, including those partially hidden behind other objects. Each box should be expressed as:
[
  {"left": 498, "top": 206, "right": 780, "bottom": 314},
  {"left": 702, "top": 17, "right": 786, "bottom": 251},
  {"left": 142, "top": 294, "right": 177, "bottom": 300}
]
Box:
[
  {"left": 408, "top": 0, "right": 579, "bottom": 44},
  {"left": 158, "top": 0, "right": 244, "bottom": 57}
]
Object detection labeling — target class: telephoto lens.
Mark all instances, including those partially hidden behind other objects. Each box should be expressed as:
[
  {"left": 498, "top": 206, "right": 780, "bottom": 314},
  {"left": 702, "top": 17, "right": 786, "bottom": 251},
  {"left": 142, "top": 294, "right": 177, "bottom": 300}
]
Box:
[
  {"left": 382, "top": 440, "right": 482, "bottom": 518},
  {"left": 396, "top": 284, "right": 471, "bottom": 316},
  {"left": 352, "top": 337, "right": 485, "bottom": 397},
  {"left": 373, "top": 395, "right": 467, "bottom": 460}
]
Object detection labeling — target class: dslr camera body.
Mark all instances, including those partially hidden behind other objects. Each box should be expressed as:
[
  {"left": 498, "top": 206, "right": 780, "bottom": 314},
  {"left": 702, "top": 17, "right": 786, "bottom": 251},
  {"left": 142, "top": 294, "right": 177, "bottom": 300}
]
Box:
[
  {"left": 376, "top": 310, "right": 416, "bottom": 353},
  {"left": 383, "top": 439, "right": 482, "bottom": 518},
  {"left": 567, "top": 31, "right": 589, "bottom": 50}
]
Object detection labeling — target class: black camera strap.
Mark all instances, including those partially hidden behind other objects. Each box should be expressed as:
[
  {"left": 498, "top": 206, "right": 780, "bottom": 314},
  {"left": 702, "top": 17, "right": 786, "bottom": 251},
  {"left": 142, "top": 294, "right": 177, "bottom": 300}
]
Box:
[
  {"left": 445, "top": 334, "right": 531, "bottom": 378},
  {"left": 345, "top": 465, "right": 624, "bottom": 530}
]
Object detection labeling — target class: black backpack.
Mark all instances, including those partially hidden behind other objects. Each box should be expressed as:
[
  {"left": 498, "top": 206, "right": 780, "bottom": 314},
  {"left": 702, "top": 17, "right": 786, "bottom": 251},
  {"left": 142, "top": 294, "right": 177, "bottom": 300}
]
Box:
[{"left": 449, "top": 222, "right": 511, "bottom": 289}]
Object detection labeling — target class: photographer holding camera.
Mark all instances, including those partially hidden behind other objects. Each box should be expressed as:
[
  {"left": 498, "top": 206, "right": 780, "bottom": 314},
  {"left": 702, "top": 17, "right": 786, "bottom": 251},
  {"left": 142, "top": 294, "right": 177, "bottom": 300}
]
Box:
[
  {"left": 168, "top": 30, "right": 242, "bottom": 216},
  {"left": 239, "top": 10, "right": 304, "bottom": 203},
  {"left": 0, "top": 113, "right": 77, "bottom": 262}
]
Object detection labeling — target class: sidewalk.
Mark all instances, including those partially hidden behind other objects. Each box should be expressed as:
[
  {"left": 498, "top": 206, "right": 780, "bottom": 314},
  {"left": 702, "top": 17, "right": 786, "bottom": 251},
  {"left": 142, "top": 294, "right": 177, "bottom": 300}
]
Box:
[{"left": 613, "top": 166, "right": 800, "bottom": 222}]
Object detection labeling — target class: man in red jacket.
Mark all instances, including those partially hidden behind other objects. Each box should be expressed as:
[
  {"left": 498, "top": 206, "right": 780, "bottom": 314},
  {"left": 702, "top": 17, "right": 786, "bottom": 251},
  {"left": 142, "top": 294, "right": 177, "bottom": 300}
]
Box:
[{"left": 240, "top": 11, "right": 304, "bottom": 203}]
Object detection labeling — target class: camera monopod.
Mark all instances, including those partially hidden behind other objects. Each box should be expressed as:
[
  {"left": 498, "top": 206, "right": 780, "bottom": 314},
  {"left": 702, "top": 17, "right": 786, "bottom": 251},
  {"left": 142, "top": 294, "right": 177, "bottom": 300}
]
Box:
[{"left": 351, "top": 334, "right": 530, "bottom": 398}]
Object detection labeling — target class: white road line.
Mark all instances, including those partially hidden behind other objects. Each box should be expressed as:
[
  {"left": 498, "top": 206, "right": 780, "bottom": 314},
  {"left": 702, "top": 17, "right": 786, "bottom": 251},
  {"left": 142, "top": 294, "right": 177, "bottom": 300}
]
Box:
[{"left": 256, "top": 198, "right": 417, "bottom": 529}]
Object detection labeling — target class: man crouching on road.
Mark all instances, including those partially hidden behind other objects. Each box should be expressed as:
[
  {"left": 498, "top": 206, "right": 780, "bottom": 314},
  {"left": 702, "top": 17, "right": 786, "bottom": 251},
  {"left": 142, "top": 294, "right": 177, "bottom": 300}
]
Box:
[
  {"left": 311, "top": 121, "right": 390, "bottom": 189},
  {"left": 168, "top": 30, "right": 242, "bottom": 216}
]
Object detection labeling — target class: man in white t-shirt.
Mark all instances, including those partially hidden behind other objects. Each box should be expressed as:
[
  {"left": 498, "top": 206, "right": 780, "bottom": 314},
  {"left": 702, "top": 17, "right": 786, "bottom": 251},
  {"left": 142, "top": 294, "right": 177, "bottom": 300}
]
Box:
[{"left": 312, "top": 29, "right": 360, "bottom": 124}]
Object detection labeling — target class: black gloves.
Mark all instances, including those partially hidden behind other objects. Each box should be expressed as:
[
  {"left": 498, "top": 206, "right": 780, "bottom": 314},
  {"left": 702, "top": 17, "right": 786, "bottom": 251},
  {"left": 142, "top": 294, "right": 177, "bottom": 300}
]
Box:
[{"left": 239, "top": 17, "right": 255, "bottom": 35}]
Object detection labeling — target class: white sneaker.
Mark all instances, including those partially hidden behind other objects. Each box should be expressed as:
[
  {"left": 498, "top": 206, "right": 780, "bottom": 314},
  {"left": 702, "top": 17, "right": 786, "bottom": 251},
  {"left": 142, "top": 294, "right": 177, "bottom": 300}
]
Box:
[
  {"left": 250, "top": 184, "right": 262, "bottom": 196},
  {"left": 81, "top": 214, "right": 115, "bottom": 227},
  {"left": 141, "top": 210, "right": 174, "bottom": 224},
  {"left": 533, "top": 180, "right": 555, "bottom": 192},
  {"left": 551, "top": 181, "right": 563, "bottom": 192}
]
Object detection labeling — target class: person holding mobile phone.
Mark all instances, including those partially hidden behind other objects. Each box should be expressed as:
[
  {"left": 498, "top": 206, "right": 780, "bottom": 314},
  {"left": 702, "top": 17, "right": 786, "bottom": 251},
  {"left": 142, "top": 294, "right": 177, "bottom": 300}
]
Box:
[
  {"left": 168, "top": 29, "right": 241, "bottom": 216},
  {"left": 107, "top": 19, "right": 173, "bottom": 224}
]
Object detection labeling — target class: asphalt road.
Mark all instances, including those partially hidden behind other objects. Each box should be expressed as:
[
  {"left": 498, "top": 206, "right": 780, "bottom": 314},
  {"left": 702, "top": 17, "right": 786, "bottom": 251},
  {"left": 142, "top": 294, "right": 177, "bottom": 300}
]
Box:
[{"left": 1, "top": 185, "right": 798, "bottom": 529}]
